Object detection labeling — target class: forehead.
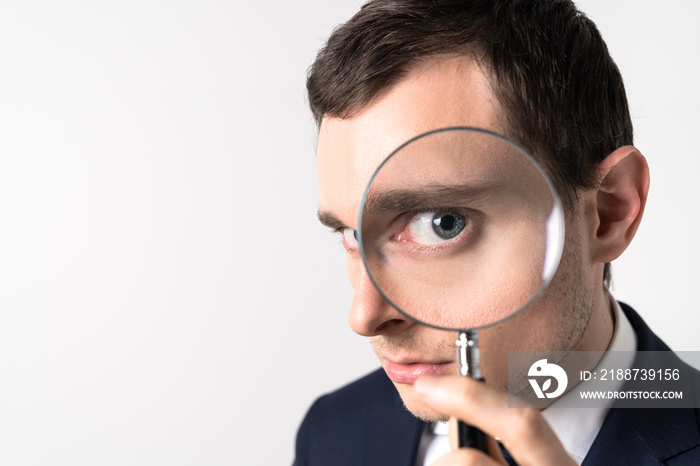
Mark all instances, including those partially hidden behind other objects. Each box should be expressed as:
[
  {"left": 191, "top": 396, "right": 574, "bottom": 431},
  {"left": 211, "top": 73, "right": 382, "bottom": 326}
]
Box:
[{"left": 317, "top": 55, "right": 502, "bottom": 229}]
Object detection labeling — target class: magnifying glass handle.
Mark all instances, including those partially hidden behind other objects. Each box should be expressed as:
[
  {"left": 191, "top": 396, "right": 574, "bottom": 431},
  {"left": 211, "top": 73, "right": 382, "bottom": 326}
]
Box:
[
  {"left": 456, "top": 331, "right": 489, "bottom": 452},
  {"left": 458, "top": 417, "right": 488, "bottom": 451}
]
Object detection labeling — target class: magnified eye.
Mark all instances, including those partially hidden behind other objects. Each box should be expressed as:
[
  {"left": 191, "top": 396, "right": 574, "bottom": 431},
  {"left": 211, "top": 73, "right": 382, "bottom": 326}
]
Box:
[{"left": 399, "top": 211, "right": 467, "bottom": 245}]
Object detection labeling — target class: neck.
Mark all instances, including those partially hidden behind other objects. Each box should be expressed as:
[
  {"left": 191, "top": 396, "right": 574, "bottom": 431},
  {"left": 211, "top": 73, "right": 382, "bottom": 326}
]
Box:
[{"left": 574, "top": 289, "right": 615, "bottom": 353}]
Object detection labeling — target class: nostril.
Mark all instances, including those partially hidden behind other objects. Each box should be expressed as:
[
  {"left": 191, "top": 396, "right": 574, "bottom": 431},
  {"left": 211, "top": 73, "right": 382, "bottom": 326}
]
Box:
[{"left": 374, "top": 318, "right": 407, "bottom": 334}]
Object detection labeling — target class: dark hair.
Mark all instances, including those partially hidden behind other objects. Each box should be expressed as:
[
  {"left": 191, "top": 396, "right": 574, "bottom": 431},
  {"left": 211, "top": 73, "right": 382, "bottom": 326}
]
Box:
[{"left": 307, "top": 0, "right": 632, "bottom": 288}]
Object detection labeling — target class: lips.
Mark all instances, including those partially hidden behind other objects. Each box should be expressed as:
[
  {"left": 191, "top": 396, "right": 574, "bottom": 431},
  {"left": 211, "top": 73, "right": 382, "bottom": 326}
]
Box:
[{"left": 383, "top": 358, "right": 455, "bottom": 384}]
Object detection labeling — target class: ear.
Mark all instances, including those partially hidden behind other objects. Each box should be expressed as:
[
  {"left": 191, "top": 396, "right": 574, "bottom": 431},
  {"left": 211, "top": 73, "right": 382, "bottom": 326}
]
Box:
[{"left": 590, "top": 146, "right": 650, "bottom": 263}]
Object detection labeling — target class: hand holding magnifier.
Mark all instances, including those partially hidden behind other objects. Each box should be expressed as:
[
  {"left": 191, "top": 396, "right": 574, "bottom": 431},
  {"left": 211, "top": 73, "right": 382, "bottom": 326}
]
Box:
[{"left": 357, "top": 127, "right": 565, "bottom": 451}]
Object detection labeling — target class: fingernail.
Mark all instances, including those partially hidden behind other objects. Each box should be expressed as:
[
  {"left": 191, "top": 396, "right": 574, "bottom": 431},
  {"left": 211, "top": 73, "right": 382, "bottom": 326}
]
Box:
[{"left": 414, "top": 375, "right": 437, "bottom": 394}]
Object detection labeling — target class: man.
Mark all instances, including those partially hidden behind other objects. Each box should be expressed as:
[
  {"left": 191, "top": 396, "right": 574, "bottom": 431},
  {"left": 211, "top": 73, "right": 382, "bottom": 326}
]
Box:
[{"left": 295, "top": 0, "right": 700, "bottom": 464}]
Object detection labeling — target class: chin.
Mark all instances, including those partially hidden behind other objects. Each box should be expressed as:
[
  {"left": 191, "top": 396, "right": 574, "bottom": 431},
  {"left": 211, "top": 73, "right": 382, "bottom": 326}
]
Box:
[{"left": 393, "top": 382, "right": 449, "bottom": 423}]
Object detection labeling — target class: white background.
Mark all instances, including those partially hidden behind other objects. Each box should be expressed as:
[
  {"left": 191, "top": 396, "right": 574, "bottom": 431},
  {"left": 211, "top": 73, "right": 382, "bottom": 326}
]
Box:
[{"left": 0, "top": 1, "right": 697, "bottom": 465}]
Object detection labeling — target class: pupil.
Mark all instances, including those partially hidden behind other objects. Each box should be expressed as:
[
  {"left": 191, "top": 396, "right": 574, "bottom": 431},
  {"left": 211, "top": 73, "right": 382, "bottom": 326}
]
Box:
[
  {"left": 432, "top": 211, "right": 466, "bottom": 240},
  {"left": 440, "top": 215, "right": 455, "bottom": 230}
]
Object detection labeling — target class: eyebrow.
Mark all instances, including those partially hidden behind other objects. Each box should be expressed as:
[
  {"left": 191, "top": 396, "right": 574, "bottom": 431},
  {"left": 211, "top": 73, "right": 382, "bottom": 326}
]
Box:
[
  {"left": 317, "top": 210, "right": 347, "bottom": 230},
  {"left": 362, "top": 184, "right": 495, "bottom": 216}
]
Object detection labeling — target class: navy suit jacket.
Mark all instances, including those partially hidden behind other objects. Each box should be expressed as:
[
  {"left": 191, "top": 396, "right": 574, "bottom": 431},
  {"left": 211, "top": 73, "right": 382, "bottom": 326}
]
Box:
[{"left": 294, "top": 304, "right": 700, "bottom": 465}]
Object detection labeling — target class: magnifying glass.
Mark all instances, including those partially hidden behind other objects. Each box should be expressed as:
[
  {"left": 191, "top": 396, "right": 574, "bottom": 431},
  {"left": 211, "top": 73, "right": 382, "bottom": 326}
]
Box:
[{"left": 357, "top": 127, "right": 565, "bottom": 451}]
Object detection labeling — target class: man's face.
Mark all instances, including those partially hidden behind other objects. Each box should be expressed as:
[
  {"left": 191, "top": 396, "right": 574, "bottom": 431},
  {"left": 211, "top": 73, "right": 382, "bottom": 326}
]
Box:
[{"left": 317, "top": 55, "right": 597, "bottom": 421}]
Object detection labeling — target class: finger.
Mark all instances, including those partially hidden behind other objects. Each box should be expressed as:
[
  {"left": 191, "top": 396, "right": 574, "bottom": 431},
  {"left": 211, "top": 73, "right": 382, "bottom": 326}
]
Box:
[
  {"left": 448, "top": 417, "right": 506, "bottom": 465},
  {"left": 430, "top": 447, "right": 501, "bottom": 466},
  {"left": 415, "top": 375, "right": 576, "bottom": 466},
  {"left": 448, "top": 416, "right": 458, "bottom": 451}
]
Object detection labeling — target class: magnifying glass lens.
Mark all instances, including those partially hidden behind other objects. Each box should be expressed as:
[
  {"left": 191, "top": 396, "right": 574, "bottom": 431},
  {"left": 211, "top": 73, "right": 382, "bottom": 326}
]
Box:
[{"left": 358, "top": 128, "right": 564, "bottom": 331}]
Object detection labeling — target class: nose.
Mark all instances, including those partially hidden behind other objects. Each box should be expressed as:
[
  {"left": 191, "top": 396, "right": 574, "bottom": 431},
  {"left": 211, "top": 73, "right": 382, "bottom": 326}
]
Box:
[{"left": 348, "top": 263, "right": 412, "bottom": 336}]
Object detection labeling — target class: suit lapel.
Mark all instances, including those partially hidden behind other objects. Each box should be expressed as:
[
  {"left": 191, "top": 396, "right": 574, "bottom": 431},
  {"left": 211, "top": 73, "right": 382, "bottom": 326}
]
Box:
[{"left": 583, "top": 407, "right": 699, "bottom": 465}]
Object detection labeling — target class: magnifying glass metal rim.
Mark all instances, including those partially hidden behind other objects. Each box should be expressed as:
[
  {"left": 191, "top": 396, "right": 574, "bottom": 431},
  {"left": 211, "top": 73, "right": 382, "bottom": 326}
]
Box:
[{"left": 357, "top": 126, "right": 566, "bottom": 331}]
